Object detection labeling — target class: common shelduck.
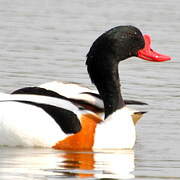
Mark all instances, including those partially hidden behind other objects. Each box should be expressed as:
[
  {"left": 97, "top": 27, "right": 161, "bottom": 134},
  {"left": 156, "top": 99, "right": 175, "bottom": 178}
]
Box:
[{"left": 0, "top": 26, "right": 171, "bottom": 150}]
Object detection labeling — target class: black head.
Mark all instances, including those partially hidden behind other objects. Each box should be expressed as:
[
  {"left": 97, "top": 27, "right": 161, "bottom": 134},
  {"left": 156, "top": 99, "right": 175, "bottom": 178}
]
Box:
[
  {"left": 86, "top": 26, "right": 145, "bottom": 118},
  {"left": 86, "top": 25, "right": 145, "bottom": 66},
  {"left": 85, "top": 25, "right": 171, "bottom": 118}
]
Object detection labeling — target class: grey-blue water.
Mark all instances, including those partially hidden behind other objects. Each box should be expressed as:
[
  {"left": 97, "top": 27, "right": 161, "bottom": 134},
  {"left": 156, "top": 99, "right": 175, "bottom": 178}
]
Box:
[{"left": 0, "top": 0, "right": 179, "bottom": 179}]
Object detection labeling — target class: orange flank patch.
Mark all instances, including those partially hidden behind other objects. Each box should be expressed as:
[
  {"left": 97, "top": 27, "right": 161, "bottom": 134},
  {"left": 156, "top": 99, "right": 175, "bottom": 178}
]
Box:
[{"left": 52, "top": 114, "right": 102, "bottom": 151}]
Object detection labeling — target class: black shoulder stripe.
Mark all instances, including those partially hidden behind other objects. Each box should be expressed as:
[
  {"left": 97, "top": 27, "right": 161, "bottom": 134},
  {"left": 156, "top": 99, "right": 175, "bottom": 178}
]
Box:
[
  {"left": 80, "top": 93, "right": 148, "bottom": 106},
  {"left": 69, "top": 98, "right": 104, "bottom": 113},
  {"left": 13, "top": 100, "right": 81, "bottom": 134},
  {"left": 134, "top": 111, "right": 147, "bottom": 115},
  {"left": 12, "top": 87, "right": 68, "bottom": 101},
  {"left": 124, "top": 100, "right": 148, "bottom": 105},
  {"left": 12, "top": 87, "right": 104, "bottom": 112}
]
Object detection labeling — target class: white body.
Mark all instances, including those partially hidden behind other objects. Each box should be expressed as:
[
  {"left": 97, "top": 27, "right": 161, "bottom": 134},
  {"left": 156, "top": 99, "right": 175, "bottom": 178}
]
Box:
[
  {"left": 0, "top": 89, "right": 80, "bottom": 147},
  {"left": 0, "top": 101, "right": 65, "bottom": 147},
  {"left": 94, "top": 107, "right": 136, "bottom": 149}
]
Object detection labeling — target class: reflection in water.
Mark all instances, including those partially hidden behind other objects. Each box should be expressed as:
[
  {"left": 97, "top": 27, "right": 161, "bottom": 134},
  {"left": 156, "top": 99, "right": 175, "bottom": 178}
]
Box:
[
  {"left": 94, "top": 150, "right": 134, "bottom": 179},
  {"left": 0, "top": 148, "right": 134, "bottom": 179},
  {"left": 57, "top": 152, "right": 95, "bottom": 178},
  {"left": 54, "top": 150, "right": 134, "bottom": 179}
]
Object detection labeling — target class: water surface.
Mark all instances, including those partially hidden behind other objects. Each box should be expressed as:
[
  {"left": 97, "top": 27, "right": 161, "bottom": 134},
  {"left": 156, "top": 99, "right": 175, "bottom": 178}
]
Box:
[{"left": 0, "top": 0, "right": 180, "bottom": 179}]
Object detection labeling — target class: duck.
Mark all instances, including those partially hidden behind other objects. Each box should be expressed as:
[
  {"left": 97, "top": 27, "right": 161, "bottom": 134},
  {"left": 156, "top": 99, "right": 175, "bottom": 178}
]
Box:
[{"left": 0, "top": 25, "right": 171, "bottom": 150}]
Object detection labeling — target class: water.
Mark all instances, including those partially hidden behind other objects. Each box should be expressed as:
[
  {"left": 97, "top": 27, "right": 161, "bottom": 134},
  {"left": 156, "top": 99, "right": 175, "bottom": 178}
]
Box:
[{"left": 0, "top": 0, "right": 179, "bottom": 179}]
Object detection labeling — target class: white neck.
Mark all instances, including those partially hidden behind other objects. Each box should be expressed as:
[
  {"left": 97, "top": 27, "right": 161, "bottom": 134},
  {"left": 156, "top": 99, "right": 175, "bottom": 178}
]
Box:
[{"left": 93, "top": 107, "right": 136, "bottom": 150}]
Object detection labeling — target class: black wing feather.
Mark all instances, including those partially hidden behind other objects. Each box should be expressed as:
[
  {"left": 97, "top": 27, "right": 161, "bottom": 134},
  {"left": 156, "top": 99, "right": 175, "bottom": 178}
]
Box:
[{"left": 12, "top": 100, "right": 81, "bottom": 134}]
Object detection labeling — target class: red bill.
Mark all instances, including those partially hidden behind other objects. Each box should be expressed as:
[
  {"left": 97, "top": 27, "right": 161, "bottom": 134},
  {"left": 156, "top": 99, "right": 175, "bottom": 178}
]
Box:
[{"left": 138, "top": 34, "right": 171, "bottom": 62}]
